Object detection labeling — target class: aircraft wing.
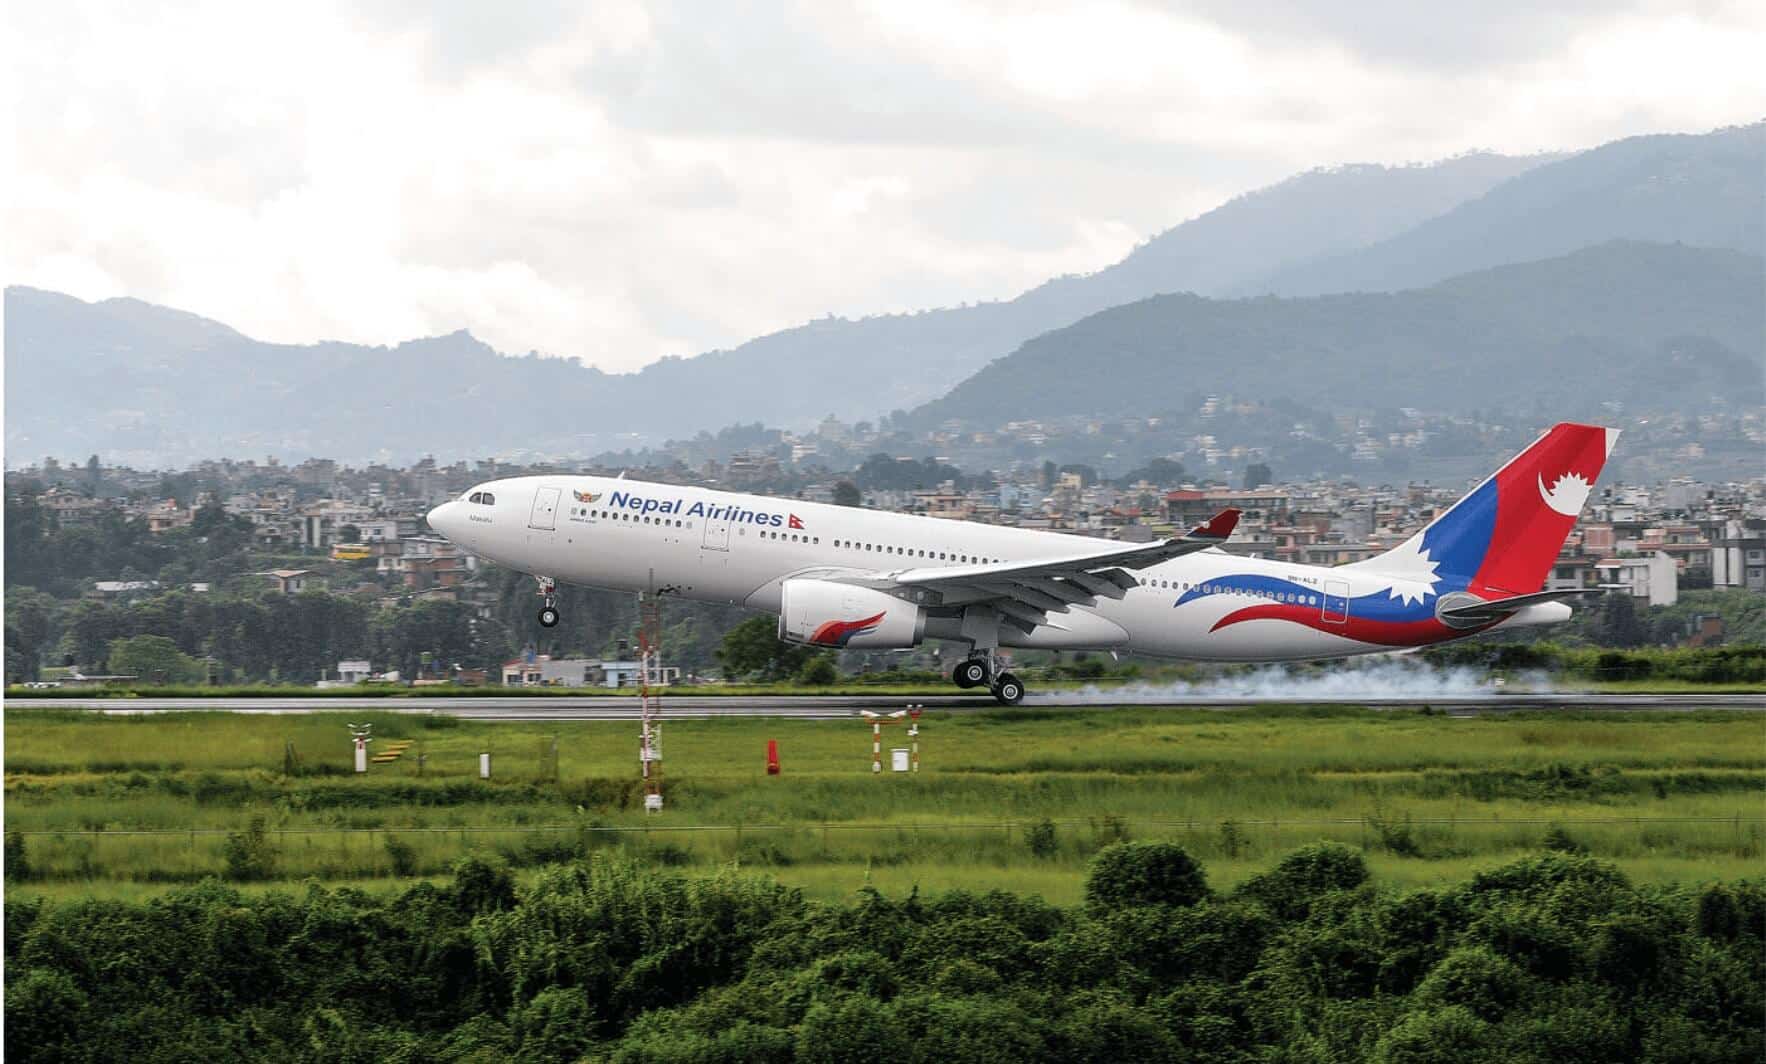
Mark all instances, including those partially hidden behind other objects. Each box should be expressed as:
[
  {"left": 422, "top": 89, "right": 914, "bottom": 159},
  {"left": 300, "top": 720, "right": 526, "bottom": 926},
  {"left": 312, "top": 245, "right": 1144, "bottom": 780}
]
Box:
[{"left": 857, "top": 509, "right": 1239, "bottom": 633}]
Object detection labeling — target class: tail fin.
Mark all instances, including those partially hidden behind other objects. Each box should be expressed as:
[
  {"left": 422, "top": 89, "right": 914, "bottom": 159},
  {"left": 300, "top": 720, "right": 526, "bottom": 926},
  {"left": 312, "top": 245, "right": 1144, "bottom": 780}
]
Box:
[{"left": 1356, "top": 422, "right": 1618, "bottom": 597}]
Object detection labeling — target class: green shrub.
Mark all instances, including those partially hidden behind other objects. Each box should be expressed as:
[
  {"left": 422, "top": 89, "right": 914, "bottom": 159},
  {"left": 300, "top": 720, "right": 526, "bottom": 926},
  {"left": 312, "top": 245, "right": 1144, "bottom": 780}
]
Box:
[
  {"left": 383, "top": 834, "right": 418, "bottom": 877},
  {"left": 1236, "top": 842, "right": 1370, "bottom": 919},
  {"left": 1541, "top": 824, "right": 1586, "bottom": 854},
  {"left": 1085, "top": 841, "right": 1209, "bottom": 912},
  {"left": 795, "top": 994, "right": 907, "bottom": 1064},
  {"left": 1694, "top": 881, "right": 1766, "bottom": 943},
  {"left": 797, "top": 656, "right": 839, "bottom": 686},
  {"left": 1371, "top": 1005, "right": 1495, "bottom": 1064},
  {"left": 1413, "top": 946, "right": 1532, "bottom": 1021},
  {"left": 1218, "top": 818, "right": 1247, "bottom": 857},
  {"left": 221, "top": 816, "right": 276, "bottom": 881},
  {"left": 4, "top": 830, "right": 29, "bottom": 882},
  {"left": 449, "top": 854, "right": 517, "bottom": 914},
  {"left": 1024, "top": 818, "right": 1057, "bottom": 859},
  {"left": 515, "top": 986, "right": 597, "bottom": 1061}
]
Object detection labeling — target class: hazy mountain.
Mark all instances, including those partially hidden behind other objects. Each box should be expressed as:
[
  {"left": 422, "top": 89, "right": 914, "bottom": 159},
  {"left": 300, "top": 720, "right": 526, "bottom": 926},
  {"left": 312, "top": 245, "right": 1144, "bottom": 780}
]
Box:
[
  {"left": 911, "top": 241, "right": 1764, "bottom": 428},
  {"left": 3, "top": 287, "right": 619, "bottom": 466},
  {"left": 597, "top": 151, "right": 1551, "bottom": 430},
  {"left": 1236, "top": 122, "right": 1764, "bottom": 297},
  {"left": 6, "top": 151, "right": 1552, "bottom": 465},
  {"left": 6, "top": 125, "right": 1756, "bottom": 467}
]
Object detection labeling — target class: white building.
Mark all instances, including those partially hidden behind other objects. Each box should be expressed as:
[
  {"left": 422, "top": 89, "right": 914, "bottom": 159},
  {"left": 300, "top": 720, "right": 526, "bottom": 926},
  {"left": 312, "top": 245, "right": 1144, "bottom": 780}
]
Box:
[
  {"left": 501, "top": 655, "right": 679, "bottom": 688},
  {"left": 1594, "top": 552, "right": 1679, "bottom": 608}
]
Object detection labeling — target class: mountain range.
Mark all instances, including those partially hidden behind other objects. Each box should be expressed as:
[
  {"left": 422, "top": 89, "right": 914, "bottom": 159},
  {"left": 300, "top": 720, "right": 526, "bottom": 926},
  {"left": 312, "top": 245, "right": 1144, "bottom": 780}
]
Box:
[
  {"left": 910, "top": 240, "right": 1763, "bottom": 428},
  {"left": 4, "top": 122, "right": 1761, "bottom": 467}
]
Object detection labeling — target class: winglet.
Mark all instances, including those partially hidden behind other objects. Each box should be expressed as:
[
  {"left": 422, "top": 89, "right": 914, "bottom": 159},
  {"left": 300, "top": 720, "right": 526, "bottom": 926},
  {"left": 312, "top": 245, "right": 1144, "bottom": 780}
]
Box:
[{"left": 1188, "top": 508, "right": 1240, "bottom": 541}]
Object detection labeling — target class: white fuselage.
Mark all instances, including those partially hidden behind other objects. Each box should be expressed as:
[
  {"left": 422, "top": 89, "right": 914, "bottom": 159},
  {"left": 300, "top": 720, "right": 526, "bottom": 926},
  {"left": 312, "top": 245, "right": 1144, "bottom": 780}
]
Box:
[{"left": 428, "top": 475, "right": 1553, "bottom": 662}]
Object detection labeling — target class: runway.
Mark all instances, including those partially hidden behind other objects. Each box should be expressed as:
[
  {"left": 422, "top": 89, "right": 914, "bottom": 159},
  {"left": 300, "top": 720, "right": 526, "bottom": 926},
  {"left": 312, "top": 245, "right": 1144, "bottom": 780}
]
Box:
[{"left": 6, "top": 692, "right": 1762, "bottom": 720}]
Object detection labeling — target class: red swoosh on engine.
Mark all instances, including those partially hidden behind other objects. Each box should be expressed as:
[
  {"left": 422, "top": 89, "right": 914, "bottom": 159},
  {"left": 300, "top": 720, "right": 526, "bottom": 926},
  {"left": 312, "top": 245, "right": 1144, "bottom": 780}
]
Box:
[{"left": 809, "top": 612, "right": 887, "bottom": 646}]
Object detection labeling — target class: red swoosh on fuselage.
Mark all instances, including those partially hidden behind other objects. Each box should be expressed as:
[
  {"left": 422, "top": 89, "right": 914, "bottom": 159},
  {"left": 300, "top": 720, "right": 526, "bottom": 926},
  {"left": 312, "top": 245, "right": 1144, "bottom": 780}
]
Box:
[{"left": 1209, "top": 603, "right": 1491, "bottom": 647}]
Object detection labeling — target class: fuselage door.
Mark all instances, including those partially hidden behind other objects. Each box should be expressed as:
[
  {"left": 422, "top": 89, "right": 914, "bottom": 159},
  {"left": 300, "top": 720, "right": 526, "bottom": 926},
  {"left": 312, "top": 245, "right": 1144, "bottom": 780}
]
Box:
[
  {"left": 702, "top": 512, "right": 731, "bottom": 552},
  {"left": 1321, "top": 580, "right": 1350, "bottom": 624},
  {"left": 528, "top": 486, "right": 561, "bottom": 531}
]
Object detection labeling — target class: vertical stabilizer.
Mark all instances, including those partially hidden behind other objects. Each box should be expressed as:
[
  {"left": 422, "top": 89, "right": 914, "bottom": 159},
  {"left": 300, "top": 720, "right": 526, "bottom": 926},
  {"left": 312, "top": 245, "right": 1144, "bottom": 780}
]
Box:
[{"left": 1353, "top": 423, "right": 1618, "bottom": 598}]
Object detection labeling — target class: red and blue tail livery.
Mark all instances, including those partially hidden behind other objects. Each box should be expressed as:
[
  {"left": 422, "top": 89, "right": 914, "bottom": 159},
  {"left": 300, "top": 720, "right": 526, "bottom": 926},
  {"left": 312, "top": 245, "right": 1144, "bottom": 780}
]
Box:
[{"left": 1184, "top": 422, "right": 1618, "bottom": 647}]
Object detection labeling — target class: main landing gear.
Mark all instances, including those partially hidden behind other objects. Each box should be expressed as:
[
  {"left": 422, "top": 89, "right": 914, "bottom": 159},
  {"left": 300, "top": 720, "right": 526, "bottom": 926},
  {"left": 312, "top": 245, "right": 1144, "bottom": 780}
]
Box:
[
  {"left": 535, "top": 576, "right": 559, "bottom": 628},
  {"left": 951, "top": 651, "right": 1025, "bottom": 706}
]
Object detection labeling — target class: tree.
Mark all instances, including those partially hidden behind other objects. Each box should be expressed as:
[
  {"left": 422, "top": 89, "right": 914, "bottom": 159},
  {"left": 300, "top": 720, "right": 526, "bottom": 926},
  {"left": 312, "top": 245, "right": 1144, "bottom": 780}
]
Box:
[
  {"left": 1593, "top": 593, "right": 1646, "bottom": 648},
  {"left": 832, "top": 481, "right": 862, "bottom": 507},
  {"left": 798, "top": 655, "right": 838, "bottom": 685},
  {"left": 715, "top": 615, "right": 813, "bottom": 682},
  {"left": 1235, "top": 842, "right": 1368, "bottom": 919},
  {"left": 1086, "top": 841, "right": 1210, "bottom": 911},
  {"left": 4, "top": 588, "right": 56, "bottom": 683},
  {"left": 1119, "top": 457, "right": 1186, "bottom": 487},
  {"left": 107, "top": 634, "right": 204, "bottom": 684},
  {"left": 1057, "top": 463, "right": 1099, "bottom": 488},
  {"left": 1244, "top": 462, "right": 1273, "bottom": 489}
]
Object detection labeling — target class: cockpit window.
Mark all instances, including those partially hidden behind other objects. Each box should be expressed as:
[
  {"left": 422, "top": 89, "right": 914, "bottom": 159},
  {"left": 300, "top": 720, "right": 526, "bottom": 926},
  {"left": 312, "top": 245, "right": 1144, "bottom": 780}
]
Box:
[
  {"left": 466, "top": 492, "right": 496, "bottom": 505},
  {"left": 469, "top": 492, "right": 483, "bottom": 504},
  {"left": 481, "top": 492, "right": 495, "bottom": 505}
]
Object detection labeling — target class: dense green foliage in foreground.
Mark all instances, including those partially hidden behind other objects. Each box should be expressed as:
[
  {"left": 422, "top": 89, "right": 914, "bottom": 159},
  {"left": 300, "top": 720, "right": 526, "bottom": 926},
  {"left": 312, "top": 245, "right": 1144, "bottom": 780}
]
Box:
[{"left": 6, "top": 847, "right": 1762, "bottom": 1062}]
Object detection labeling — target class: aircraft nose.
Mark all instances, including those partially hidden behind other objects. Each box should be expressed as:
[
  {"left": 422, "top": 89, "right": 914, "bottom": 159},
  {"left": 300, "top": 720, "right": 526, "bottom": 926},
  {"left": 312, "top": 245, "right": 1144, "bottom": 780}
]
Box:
[{"left": 427, "top": 501, "right": 458, "bottom": 537}]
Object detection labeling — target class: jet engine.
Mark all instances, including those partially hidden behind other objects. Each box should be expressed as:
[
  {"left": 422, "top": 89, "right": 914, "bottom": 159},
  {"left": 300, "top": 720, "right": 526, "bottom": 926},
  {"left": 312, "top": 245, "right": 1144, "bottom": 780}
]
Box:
[{"left": 778, "top": 579, "right": 925, "bottom": 649}]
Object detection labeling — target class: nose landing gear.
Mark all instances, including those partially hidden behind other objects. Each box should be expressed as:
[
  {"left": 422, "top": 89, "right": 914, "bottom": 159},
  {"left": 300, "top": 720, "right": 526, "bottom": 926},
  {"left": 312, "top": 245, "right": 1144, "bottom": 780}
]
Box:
[{"left": 535, "top": 576, "right": 559, "bottom": 628}]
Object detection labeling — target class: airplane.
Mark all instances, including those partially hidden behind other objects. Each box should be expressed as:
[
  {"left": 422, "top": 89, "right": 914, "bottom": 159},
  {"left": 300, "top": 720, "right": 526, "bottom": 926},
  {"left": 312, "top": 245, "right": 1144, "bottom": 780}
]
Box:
[{"left": 427, "top": 422, "right": 1618, "bottom": 705}]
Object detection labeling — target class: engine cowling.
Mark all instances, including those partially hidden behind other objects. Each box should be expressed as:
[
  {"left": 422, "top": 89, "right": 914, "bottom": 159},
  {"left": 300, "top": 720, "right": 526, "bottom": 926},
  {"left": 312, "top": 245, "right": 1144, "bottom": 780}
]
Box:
[{"left": 778, "top": 579, "right": 926, "bottom": 649}]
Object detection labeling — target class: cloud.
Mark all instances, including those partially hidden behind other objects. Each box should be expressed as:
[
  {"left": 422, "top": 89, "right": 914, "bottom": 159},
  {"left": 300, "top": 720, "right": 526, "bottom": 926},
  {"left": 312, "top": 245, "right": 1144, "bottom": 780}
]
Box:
[{"left": 3, "top": 1, "right": 1762, "bottom": 374}]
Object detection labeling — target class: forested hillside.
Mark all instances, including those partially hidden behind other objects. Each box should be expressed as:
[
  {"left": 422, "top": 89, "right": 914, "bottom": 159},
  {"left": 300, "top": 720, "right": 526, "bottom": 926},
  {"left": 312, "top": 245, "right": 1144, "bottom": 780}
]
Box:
[
  {"left": 913, "top": 242, "right": 1764, "bottom": 428},
  {"left": 1239, "top": 122, "right": 1764, "bottom": 296}
]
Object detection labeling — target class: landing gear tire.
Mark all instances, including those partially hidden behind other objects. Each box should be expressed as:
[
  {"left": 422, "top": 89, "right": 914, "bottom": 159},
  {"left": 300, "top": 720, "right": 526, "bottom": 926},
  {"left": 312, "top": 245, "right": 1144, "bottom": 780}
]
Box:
[
  {"left": 954, "top": 659, "right": 989, "bottom": 689},
  {"left": 534, "top": 575, "right": 559, "bottom": 628},
  {"left": 992, "top": 672, "right": 1025, "bottom": 706}
]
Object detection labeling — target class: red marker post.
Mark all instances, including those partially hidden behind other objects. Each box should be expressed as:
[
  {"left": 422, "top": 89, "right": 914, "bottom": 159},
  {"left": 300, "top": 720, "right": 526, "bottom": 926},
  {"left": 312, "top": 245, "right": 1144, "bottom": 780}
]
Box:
[{"left": 766, "top": 739, "right": 781, "bottom": 775}]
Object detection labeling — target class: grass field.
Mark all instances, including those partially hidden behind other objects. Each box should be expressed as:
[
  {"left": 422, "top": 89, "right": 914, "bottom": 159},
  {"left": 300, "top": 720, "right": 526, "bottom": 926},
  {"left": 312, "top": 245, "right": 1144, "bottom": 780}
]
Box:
[{"left": 5, "top": 703, "right": 1763, "bottom": 904}]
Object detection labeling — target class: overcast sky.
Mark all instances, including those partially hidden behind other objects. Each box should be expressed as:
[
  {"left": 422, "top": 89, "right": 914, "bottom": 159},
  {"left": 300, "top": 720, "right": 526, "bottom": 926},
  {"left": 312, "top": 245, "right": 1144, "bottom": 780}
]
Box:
[{"left": 4, "top": 1, "right": 1762, "bottom": 374}]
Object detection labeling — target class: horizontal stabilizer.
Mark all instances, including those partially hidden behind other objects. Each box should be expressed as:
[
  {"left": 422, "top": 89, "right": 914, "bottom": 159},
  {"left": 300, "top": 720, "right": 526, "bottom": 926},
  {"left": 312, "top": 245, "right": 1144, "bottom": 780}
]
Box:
[{"left": 1436, "top": 587, "right": 1607, "bottom": 627}]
